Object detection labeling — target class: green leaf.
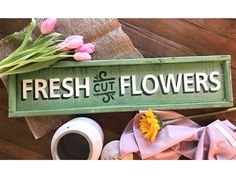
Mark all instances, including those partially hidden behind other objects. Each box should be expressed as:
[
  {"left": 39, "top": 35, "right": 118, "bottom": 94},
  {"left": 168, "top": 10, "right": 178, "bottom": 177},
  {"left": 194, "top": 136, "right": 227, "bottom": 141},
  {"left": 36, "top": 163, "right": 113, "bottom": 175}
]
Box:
[
  {"left": 7, "top": 54, "right": 66, "bottom": 72},
  {"left": 0, "top": 18, "right": 36, "bottom": 65},
  {"left": 0, "top": 58, "right": 62, "bottom": 77},
  {"left": 19, "top": 18, "right": 36, "bottom": 51},
  {"left": 0, "top": 35, "right": 62, "bottom": 70},
  {"left": 0, "top": 19, "right": 67, "bottom": 78},
  {"left": 0, "top": 47, "right": 48, "bottom": 71},
  {"left": 0, "top": 31, "right": 26, "bottom": 43},
  {"left": 31, "top": 32, "right": 64, "bottom": 48}
]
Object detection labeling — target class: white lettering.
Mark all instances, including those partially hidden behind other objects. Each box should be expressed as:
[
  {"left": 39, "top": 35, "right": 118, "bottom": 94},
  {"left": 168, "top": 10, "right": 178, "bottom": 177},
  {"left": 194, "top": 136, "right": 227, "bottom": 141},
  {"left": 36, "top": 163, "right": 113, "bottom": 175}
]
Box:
[
  {"left": 120, "top": 76, "right": 130, "bottom": 96},
  {"left": 22, "top": 79, "right": 32, "bottom": 100},
  {"left": 131, "top": 75, "right": 142, "bottom": 95},
  {"left": 183, "top": 73, "right": 194, "bottom": 93},
  {"left": 209, "top": 71, "right": 221, "bottom": 92},
  {"left": 142, "top": 75, "right": 158, "bottom": 95},
  {"left": 75, "top": 77, "right": 90, "bottom": 97},
  {"left": 159, "top": 73, "right": 182, "bottom": 94},
  {"left": 35, "top": 79, "right": 48, "bottom": 99},
  {"left": 195, "top": 72, "right": 209, "bottom": 92},
  {"left": 49, "top": 78, "right": 60, "bottom": 98},
  {"left": 62, "top": 77, "right": 73, "bottom": 98},
  {"left": 21, "top": 71, "right": 222, "bottom": 101}
]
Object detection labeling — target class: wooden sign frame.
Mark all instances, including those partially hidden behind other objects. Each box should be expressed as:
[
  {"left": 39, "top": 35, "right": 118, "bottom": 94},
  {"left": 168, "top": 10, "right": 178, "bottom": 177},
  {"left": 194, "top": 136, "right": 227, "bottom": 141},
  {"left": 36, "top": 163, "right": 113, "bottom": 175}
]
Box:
[{"left": 8, "top": 55, "right": 233, "bottom": 117}]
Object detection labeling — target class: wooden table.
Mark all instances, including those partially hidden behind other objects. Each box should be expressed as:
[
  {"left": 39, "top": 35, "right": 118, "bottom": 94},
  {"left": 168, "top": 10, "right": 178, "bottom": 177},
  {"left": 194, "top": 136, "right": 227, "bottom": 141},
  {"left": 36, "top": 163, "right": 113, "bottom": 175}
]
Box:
[{"left": 0, "top": 19, "right": 236, "bottom": 159}]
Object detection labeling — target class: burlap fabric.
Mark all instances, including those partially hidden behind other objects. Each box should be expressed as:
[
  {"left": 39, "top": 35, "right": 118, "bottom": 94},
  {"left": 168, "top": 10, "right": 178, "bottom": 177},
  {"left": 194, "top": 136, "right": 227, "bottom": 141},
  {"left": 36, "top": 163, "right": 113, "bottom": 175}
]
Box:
[{"left": 0, "top": 19, "right": 143, "bottom": 139}]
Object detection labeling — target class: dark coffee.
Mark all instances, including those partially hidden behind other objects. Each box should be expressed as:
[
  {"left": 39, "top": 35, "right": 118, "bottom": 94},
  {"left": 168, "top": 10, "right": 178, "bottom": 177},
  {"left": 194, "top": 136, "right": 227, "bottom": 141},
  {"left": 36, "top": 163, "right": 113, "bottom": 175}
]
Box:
[{"left": 57, "top": 133, "right": 90, "bottom": 160}]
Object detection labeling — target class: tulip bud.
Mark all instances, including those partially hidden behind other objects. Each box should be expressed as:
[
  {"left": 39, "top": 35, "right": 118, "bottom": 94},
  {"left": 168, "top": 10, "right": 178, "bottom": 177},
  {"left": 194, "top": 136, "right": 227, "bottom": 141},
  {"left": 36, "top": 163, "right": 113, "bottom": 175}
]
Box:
[
  {"left": 76, "top": 43, "right": 95, "bottom": 53},
  {"left": 74, "top": 52, "right": 91, "bottom": 61},
  {"left": 40, "top": 18, "right": 57, "bottom": 34},
  {"left": 65, "top": 35, "right": 83, "bottom": 43},
  {"left": 57, "top": 42, "right": 70, "bottom": 51},
  {"left": 66, "top": 38, "right": 83, "bottom": 49}
]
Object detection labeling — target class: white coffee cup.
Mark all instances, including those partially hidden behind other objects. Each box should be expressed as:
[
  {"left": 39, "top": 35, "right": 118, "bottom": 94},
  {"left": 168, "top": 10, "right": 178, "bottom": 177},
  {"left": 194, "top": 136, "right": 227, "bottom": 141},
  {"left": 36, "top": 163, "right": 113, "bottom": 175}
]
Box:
[{"left": 51, "top": 117, "right": 104, "bottom": 160}]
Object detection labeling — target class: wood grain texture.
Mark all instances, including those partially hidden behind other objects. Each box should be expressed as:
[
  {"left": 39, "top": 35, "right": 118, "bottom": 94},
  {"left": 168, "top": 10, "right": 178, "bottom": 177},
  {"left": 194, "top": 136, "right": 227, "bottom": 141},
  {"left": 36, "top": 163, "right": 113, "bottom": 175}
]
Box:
[
  {"left": 119, "top": 19, "right": 236, "bottom": 122},
  {"left": 1, "top": 18, "right": 236, "bottom": 159}
]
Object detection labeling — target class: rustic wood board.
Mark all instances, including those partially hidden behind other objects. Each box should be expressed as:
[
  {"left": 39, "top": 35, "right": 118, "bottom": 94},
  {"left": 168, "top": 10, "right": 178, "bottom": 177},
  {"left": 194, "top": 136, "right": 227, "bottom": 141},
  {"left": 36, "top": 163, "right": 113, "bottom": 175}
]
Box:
[{"left": 8, "top": 55, "right": 233, "bottom": 117}]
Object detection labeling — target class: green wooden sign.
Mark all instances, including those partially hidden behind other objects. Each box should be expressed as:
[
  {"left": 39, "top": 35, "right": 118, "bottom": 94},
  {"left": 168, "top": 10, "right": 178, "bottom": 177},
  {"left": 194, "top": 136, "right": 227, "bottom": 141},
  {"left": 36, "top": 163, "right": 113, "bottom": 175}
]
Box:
[{"left": 8, "top": 55, "right": 233, "bottom": 117}]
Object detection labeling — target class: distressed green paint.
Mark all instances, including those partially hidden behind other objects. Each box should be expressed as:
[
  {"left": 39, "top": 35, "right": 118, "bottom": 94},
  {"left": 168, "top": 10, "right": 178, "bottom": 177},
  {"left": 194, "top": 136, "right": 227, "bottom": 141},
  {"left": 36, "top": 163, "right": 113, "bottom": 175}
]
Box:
[{"left": 8, "top": 55, "right": 233, "bottom": 117}]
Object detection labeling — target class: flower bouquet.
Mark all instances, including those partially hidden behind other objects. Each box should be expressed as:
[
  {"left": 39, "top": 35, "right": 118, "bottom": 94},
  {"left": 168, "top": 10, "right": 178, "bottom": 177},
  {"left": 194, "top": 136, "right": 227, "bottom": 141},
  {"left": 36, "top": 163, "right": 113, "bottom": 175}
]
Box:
[{"left": 0, "top": 18, "right": 95, "bottom": 78}]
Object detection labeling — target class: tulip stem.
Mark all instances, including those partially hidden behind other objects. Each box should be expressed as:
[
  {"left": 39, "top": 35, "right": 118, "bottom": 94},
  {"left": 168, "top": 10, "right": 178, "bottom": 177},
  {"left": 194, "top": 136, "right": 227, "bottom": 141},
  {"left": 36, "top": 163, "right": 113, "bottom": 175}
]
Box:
[
  {"left": 55, "top": 40, "right": 64, "bottom": 42},
  {"left": 162, "top": 107, "right": 236, "bottom": 126},
  {"left": 34, "top": 34, "right": 42, "bottom": 43},
  {"left": 60, "top": 55, "right": 73, "bottom": 58}
]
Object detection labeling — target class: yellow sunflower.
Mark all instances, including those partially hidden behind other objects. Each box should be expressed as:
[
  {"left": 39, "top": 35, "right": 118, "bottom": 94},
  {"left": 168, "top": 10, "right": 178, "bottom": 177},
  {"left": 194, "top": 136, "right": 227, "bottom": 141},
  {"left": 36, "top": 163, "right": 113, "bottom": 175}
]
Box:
[{"left": 139, "top": 109, "right": 162, "bottom": 142}]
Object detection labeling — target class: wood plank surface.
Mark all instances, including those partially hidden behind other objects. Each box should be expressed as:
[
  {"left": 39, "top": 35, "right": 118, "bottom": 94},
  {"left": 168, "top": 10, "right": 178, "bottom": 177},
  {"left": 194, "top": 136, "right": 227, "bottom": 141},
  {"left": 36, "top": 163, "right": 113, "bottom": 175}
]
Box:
[{"left": 1, "top": 18, "right": 236, "bottom": 159}]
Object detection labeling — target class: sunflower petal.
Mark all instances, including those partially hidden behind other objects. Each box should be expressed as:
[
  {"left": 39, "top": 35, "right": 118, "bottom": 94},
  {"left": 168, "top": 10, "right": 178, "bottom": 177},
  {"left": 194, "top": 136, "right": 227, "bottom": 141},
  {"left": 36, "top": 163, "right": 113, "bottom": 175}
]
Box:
[{"left": 139, "top": 109, "right": 162, "bottom": 143}]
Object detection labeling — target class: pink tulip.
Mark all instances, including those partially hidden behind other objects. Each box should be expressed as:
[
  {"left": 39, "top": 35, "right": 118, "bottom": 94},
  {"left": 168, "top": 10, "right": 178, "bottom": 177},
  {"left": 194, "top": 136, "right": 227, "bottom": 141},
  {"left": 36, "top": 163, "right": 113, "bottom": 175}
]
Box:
[
  {"left": 63, "top": 35, "right": 84, "bottom": 49},
  {"left": 40, "top": 18, "right": 57, "bottom": 34},
  {"left": 76, "top": 43, "right": 95, "bottom": 53},
  {"left": 57, "top": 42, "right": 70, "bottom": 51},
  {"left": 74, "top": 52, "right": 91, "bottom": 61},
  {"left": 64, "top": 35, "right": 83, "bottom": 43},
  {"left": 66, "top": 38, "right": 83, "bottom": 49}
]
